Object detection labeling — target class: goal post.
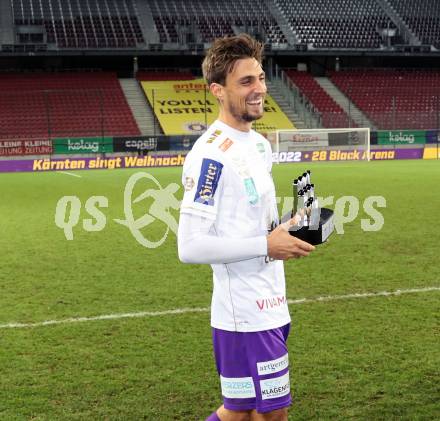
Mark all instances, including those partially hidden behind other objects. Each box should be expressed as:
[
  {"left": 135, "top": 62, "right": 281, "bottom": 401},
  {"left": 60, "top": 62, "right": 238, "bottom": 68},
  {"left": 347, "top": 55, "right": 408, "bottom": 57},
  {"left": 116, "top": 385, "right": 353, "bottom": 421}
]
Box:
[{"left": 267, "top": 127, "right": 371, "bottom": 164}]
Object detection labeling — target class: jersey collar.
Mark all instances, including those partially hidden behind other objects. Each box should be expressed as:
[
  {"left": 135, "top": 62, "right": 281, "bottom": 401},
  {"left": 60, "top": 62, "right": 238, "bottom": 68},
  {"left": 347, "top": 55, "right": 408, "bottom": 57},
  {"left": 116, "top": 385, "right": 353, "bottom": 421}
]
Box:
[{"left": 214, "top": 120, "right": 253, "bottom": 142}]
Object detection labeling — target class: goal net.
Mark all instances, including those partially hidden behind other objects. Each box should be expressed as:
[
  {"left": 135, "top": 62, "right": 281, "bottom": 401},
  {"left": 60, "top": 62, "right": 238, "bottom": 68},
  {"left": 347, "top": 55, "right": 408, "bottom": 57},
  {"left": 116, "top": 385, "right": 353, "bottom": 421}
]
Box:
[{"left": 267, "top": 127, "right": 370, "bottom": 164}]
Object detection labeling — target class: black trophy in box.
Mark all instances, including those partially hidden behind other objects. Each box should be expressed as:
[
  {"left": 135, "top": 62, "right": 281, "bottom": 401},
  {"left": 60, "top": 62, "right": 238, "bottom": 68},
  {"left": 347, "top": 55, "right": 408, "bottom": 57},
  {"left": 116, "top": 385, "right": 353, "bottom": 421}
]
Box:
[{"left": 281, "top": 170, "right": 335, "bottom": 245}]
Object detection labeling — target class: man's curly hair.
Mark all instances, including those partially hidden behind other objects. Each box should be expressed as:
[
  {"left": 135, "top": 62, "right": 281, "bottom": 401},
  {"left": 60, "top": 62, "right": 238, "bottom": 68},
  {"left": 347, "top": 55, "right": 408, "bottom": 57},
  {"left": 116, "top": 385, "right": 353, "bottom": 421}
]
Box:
[{"left": 202, "top": 34, "right": 264, "bottom": 86}]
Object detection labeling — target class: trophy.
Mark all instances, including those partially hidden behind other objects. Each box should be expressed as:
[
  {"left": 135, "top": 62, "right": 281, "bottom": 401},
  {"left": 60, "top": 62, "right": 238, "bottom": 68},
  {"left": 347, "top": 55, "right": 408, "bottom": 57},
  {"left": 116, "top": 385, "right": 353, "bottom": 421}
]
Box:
[{"left": 280, "top": 170, "right": 334, "bottom": 245}]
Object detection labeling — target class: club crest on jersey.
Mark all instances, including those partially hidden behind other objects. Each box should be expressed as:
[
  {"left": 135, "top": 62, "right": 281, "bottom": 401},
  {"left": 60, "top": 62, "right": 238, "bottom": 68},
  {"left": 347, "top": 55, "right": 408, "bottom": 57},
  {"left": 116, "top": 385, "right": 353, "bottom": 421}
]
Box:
[
  {"left": 206, "top": 129, "right": 223, "bottom": 144},
  {"left": 184, "top": 177, "right": 195, "bottom": 191},
  {"left": 194, "top": 158, "right": 223, "bottom": 206}
]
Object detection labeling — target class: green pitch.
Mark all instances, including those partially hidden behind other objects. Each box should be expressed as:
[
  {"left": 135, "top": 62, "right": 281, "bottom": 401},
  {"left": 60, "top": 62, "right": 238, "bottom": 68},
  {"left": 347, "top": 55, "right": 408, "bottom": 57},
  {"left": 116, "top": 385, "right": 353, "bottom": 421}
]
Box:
[{"left": 0, "top": 160, "right": 439, "bottom": 420}]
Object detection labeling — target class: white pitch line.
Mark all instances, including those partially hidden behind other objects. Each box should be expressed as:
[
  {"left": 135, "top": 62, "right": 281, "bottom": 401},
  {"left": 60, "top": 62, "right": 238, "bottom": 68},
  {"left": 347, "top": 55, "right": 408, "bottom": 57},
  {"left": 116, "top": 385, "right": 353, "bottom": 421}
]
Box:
[
  {"left": 58, "top": 171, "right": 82, "bottom": 178},
  {"left": 286, "top": 286, "right": 440, "bottom": 304},
  {"left": 0, "top": 286, "right": 439, "bottom": 330}
]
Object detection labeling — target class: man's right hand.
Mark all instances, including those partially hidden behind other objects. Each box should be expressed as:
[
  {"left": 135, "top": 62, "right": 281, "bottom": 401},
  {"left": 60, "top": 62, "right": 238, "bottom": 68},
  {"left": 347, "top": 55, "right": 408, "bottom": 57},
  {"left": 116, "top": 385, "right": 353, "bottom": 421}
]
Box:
[{"left": 267, "top": 217, "right": 315, "bottom": 260}]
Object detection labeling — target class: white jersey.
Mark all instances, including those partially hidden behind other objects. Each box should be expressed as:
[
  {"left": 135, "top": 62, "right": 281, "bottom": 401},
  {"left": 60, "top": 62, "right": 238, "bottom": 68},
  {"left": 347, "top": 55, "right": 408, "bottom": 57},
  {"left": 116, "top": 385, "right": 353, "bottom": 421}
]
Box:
[{"left": 180, "top": 120, "right": 291, "bottom": 332}]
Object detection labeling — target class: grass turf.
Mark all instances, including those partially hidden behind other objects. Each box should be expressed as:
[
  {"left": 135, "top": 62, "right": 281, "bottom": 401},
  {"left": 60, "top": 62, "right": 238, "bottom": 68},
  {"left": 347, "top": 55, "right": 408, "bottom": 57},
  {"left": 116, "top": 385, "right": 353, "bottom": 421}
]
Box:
[{"left": 0, "top": 159, "right": 439, "bottom": 420}]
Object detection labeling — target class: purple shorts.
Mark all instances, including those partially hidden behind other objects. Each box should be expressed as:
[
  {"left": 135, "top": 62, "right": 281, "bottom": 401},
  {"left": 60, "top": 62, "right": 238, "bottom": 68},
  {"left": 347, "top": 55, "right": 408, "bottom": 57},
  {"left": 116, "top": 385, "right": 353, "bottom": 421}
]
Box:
[{"left": 212, "top": 324, "right": 291, "bottom": 414}]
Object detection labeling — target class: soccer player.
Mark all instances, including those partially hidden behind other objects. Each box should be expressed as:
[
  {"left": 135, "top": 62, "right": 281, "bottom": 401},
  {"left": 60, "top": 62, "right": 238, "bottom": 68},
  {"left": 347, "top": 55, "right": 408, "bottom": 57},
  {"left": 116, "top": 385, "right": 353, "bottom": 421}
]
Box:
[{"left": 178, "top": 34, "right": 315, "bottom": 421}]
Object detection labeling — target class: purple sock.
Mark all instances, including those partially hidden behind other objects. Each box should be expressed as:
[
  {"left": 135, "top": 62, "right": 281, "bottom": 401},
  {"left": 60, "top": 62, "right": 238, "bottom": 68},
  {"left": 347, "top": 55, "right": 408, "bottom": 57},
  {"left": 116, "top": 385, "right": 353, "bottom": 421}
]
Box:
[{"left": 205, "top": 411, "right": 221, "bottom": 421}]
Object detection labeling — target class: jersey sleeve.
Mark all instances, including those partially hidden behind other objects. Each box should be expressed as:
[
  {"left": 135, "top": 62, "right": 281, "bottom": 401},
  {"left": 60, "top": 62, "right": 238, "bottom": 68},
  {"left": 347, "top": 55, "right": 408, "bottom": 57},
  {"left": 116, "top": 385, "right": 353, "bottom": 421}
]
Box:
[
  {"left": 180, "top": 151, "right": 225, "bottom": 220},
  {"left": 178, "top": 213, "right": 268, "bottom": 264}
]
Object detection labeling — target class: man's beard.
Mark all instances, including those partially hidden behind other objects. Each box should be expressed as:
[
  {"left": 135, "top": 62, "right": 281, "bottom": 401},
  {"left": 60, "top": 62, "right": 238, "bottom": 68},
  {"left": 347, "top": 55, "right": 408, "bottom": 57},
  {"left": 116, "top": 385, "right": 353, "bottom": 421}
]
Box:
[{"left": 228, "top": 99, "right": 263, "bottom": 123}]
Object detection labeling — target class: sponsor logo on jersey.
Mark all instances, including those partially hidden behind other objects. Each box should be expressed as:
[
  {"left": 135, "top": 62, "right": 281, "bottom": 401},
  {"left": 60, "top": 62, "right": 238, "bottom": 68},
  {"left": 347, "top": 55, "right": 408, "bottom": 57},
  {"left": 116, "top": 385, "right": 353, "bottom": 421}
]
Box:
[
  {"left": 219, "top": 138, "right": 233, "bottom": 152},
  {"left": 194, "top": 158, "right": 223, "bottom": 206},
  {"left": 220, "top": 375, "right": 256, "bottom": 399},
  {"left": 256, "top": 295, "right": 287, "bottom": 311},
  {"left": 260, "top": 372, "right": 290, "bottom": 400},
  {"left": 206, "top": 129, "right": 222, "bottom": 143},
  {"left": 243, "top": 177, "right": 259, "bottom": 205},
  {"left": 256, "top": 142, "right": 265, "bottom": 154},
  {"left": 257, "top": 353, "right": 289, "bottom": 376}
]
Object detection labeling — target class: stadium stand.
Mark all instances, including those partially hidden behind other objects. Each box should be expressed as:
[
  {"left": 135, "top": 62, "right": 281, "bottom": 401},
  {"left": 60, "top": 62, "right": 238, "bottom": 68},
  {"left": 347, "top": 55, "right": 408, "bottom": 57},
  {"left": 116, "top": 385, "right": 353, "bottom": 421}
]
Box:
[
  {"left": 329, "top": 69, "right": 440, "bottom": 130},
  {"left": 285, "top": 70, "right": 354, "bottom": 128},
  {"left": 11, "top": 0, "right": 144, "bottom": 48},
  {"left": 387, "top": 0, "right": 440, "bottom": 49},
  {"left": 274, "top": 0, "right": 395, "bottom": 49},
  {"left": 0, "top": 72, "right": 140, "bottom": 139},
  {"left": 2, "top": 0, "right": 440, "bottom": 135},
  {"left": 149, "top": 0, "right": 287, "bottom": 44},
  {"left": 136, "top": 70, "right": 195, "bottom": 81},
  {"left": 133, "top": 70, "right": 196, "bottom": 135}
]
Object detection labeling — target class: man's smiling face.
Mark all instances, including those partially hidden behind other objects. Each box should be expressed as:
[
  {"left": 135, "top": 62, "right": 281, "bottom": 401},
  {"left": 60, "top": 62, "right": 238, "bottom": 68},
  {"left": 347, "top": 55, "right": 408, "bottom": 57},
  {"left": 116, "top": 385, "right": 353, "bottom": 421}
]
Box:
[{"left": 213, "top": 57, "right": 267, "bottom": 130}]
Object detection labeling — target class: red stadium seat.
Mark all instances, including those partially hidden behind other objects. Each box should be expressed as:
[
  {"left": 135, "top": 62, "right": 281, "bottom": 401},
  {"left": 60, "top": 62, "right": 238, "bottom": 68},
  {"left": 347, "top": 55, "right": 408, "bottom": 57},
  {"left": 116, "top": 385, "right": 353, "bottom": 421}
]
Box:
[
  {"left": 329, "top": 69, "right": 440, "bottom": 129},
  {"left": 286, "top": 70, "right": 355, "bottom": 128},
  {"left": 0, "top": 72, "right": 140, "bottom": 139}
]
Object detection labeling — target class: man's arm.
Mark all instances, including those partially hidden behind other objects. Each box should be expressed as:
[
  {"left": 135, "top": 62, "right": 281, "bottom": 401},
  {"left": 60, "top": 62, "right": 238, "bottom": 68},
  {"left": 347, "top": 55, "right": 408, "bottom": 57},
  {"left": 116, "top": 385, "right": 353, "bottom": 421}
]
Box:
[
  {"left": 178, "top": 213, "right": 315, "bottom": 264},
  {"left": 178, "top": 213, "right": 267, "bottom": 264}
]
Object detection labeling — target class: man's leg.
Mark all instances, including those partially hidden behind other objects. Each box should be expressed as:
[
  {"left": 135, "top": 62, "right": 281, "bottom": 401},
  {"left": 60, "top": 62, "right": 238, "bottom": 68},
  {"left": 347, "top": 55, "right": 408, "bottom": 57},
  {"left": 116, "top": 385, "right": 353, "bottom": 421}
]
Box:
[
  {"left": 248, "top": 325, "right": 291, "bottom": 419},
  {"left": 210, "top": 325, "right": 291, "bottom": 421},
  {"left": 211, "top": 329, "right": 256, "bottom": 418},
  {"left": 207, "top": 406, "right": 288, "bottom": 421},
  {"left": 206, "top": 405, "right": 251, "bottom": 421},
  {"left": 250, "top": 408, "right": 288, "bottom": 421}
]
